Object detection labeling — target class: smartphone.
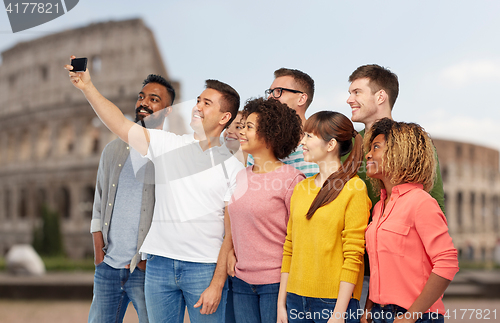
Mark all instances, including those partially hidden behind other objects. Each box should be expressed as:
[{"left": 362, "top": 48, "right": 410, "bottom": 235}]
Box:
[{"left": 71, "top": 57, "right": 88, "bottom": 72}]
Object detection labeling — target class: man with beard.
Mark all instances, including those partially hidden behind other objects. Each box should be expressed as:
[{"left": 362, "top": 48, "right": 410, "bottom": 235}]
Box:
[{"left": 88, "top": 74, "right": 175, "bottom": 323}]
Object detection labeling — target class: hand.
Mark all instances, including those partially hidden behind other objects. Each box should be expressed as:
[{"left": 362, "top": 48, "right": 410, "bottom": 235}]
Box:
[
  {"left": 136, "top": 260, "right": 147, "bottom": 271},
  {"left": 64, "top": 55, "right": 92, "bottom": 91},
  {"left": 360, "top": 311, "right": 372, "bottom": 323},
  {"left": 277, "top": 304, "right": 288, "bottom": 323},
  {"left": 124, "top": 260, "right": 147, "bottom": 271},
  {"left": 326, "top": 314, "right": 345, "bottom": 323},
  {"left": 393, "top": 315, "right": 415, "bottom": 323},
  {"left": 227, "top": 249, "right": 236, "bottom": 277},
  {"left": 193, "top": 284, "right": 222, "bottom": 315}
]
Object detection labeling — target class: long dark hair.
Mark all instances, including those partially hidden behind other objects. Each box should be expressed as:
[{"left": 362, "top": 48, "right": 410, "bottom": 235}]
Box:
[{"left": 303, "top": 111, "right": 363, "bottom": 219}]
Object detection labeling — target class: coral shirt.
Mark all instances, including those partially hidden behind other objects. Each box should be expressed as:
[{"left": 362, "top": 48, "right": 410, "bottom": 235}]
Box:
[{"left": 366, "top": 183, "right": 458, "bottom": 314}]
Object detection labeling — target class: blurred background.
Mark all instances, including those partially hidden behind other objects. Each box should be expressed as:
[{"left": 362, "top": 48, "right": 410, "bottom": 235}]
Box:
[{"left": 0, "top": 1, "right": 499, "bottom": 322}]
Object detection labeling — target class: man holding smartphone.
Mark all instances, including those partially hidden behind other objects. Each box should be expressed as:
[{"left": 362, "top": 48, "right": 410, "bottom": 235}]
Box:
[
  {"left": 89, "top": 73, "right": 176, "bottom": 323},
  {"left": 66, "top": 56, "right": 243, "bottom": 323}
]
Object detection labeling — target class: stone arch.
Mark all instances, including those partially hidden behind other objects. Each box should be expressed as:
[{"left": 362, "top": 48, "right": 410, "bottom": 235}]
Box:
[
  {"left": 81, "top": 186, "right": 95, "bottom": 219},
  {"left": 56, "top": 187, "right": 71, "bottom": 219}
]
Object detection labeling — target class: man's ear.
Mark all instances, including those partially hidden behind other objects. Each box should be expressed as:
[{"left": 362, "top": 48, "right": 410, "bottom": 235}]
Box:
[
  {"left": 220, "top": 112, "right": 232, "bottom": 126},
  {"left": 377, "top": 90, "right": 388, "bottom": 106},
  {"left": 298, "top": 93, "right": 308, "bottom": 107}
]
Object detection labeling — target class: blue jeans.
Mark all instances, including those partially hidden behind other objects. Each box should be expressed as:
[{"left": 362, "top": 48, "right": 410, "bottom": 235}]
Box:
[
  {"left": 225, "top": 277, "right": 236, "bottom": 323},
  {"left": 88, "top": 261, "right": 148, "bottom": 323},
  {"left": 144, "top": 255, "right": 228, "bottom": 323},
  {"left": 370, "top": 304, "right": 444, "bottom": 323},
  {"left": 286, "top": 292, "right": 361, "bottom": 323},
  {"left": 230, "top": 276, "right": 279, "bottom": 323}
]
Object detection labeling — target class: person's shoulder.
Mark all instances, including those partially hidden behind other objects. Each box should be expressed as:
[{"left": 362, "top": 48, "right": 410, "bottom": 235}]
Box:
[
  {"left": 102, "top": 138, "right": 126, "bottom": 154},
  {"left": 280, "top": 164, "right": 306, "bottom": 177},
  {"left": 343, "top": 175, "right": 368, "bottom": 195}
]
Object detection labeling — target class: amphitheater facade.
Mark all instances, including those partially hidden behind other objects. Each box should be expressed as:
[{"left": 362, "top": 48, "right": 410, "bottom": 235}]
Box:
[{"left": 433, "top": 139, "right": 500, "bottom": 263}]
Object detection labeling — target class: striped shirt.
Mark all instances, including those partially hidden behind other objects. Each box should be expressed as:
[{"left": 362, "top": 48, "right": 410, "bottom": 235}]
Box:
[{"left": 247, "top": 145, "right": 319, "bottom": 178}]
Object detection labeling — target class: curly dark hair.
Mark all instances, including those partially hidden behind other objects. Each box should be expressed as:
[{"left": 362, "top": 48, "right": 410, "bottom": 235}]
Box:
[{"left": 242, "top": 97, "right": 302, "bottom": 159}]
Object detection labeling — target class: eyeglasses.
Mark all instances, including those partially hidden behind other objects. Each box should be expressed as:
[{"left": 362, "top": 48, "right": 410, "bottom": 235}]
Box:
[{"left": 264, "top": 87, "right": 304, "bottom": 99}]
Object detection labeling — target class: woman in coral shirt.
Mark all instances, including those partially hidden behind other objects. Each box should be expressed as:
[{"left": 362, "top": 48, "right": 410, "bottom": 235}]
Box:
[{"left": 363, "top": 118, "right": 459, "bottom": 323}]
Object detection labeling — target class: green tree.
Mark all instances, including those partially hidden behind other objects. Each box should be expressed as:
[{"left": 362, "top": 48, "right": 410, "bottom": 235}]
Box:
[{"left": 32, "top": 205, "right": 64, "bottom": 256}]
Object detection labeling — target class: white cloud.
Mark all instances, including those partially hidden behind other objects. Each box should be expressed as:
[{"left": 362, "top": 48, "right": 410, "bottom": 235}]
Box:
[{"left": 440, "top": 60, "right": 500, "bottom": 86}]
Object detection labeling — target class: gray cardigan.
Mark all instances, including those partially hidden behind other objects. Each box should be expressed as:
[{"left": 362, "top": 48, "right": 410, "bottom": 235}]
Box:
[{"left": 91, "top": 139, "right": 155, "bottom": 272}]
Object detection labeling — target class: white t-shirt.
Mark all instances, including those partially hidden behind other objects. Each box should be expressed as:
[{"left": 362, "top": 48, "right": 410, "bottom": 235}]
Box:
[{"left": 139, "top": 130, "right": 244, "bottom": 263}]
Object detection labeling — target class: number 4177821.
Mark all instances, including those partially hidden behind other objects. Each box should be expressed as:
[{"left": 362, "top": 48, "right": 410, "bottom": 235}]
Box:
[{"left": 5, "top": 2, "right": 59, "bottom": 14}]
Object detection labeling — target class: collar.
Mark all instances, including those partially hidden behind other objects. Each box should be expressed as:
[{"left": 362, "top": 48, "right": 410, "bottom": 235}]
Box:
[{"left": 380, "top": 182, "right": 423, "bottom": 200}]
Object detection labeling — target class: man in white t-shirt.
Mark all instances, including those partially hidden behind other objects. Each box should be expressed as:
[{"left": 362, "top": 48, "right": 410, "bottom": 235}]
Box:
[
  {"left": 247, "top": 68, "right": 319, "bottom": 177},
  {"left": 66, "top": 57, "right": 243, "bottom": 323}
]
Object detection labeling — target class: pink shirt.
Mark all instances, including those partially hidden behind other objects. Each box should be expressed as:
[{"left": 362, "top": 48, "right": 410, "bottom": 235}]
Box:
[
  {"left": 228, "top": 165, "right": 305, "bottom": 284},
  {"left": 366, "top": 183, "right": 458, "bottom": 314}
]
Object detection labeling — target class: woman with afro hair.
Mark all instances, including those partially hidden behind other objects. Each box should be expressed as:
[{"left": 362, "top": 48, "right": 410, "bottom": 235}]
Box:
[
  {"left": 227, "top": 97, "right": 305, "bottom": 323},
  {"left": 361, "top": 118, "right": 458, "bottom": 323},
  {"left": 277, "top": 111, "right": 371, "bottom": 323}
]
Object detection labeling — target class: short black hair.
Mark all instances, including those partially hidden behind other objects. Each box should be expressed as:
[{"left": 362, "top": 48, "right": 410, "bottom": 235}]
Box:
[
  {"left": 205, "top": 79, "right": 240, "bottom": 129},
  {"left": 143, "top": 74, "right": 176, "bottom": 105}
]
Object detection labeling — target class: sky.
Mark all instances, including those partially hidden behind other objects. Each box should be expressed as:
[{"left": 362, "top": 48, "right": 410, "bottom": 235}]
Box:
[{"left": 1, "top": 0, "right": 500, "bottom": 154}]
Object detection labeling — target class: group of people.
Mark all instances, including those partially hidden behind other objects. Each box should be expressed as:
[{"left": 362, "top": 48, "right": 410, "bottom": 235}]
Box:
[{"left": 65, "top": 59, "right": 459, "bottom": 323}]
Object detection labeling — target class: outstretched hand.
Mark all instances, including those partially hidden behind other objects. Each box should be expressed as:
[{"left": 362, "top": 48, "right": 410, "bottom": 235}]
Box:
[{"left": 64, "top": 55, "right": 92, "bottom": 91}]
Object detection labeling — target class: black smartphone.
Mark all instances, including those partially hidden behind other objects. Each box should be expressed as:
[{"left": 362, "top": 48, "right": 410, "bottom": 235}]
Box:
[{"left": 71, "top": 57, "right": 88, "bottom": 72}]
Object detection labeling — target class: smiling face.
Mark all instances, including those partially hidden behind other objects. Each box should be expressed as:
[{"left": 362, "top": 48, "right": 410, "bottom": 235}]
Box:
[
  {"left": 135, "top": 82, "right": 171, "bottom": 128},
  {"left": 300, "top": 131, "right": 330, "bottom": 163},
  {"left": 190, "top": 88, "right": 229, "bottom": 137},
  {"left": 223, "top": 112, "right": 243, "bottom": 152},
  {"left": 365, "top": 134, "right": 387, "bottom": 179},
  {"left": 238, "top": 113, "right": 267, "bottom": 154},
  {"left": 347, "top": 78, "right": 379, "bottom": 125}
]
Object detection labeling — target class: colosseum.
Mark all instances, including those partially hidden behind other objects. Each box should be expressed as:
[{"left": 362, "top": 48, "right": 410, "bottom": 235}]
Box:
[
  {"left": 433, "top": 139, "right": 500, "bottom": 264},
  {"left": 0, "top": 19, "right": 185, "bottom": 258}
]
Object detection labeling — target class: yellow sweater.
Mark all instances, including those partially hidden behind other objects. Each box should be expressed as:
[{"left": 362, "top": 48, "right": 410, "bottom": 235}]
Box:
[{"left": 281, "top": 175, "right": 371, "bottom": 299}]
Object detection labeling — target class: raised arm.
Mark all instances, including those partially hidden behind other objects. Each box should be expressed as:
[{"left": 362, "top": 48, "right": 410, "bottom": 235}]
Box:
[{"left": 65, "top": 56, "right": 150, "bottom": 155}]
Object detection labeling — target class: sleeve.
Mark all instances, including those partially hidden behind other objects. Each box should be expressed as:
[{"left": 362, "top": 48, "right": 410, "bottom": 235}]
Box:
[
  {"left": 284, "top": 172, "right": 306, "bottom": 222},
  {"left": 90, "top": 147, "right": 106, "bottom": 233},
  {"left": 281, "top": 186, "right": 299, "bottom": 273},
  {"left": 414, "top": 196, "right": 459, "bottom": 281},
  {"left": 430, "top": 147, "right": 446, "bottom": 214},
  {"left": 144, "top": 129, "right": 176, "bottom": 161},
  {"left": 224, "top": 160, "right": 244, "bottom": 202},
  {"left": 340, "top": 178, "right": 371, "bottom": 284}
]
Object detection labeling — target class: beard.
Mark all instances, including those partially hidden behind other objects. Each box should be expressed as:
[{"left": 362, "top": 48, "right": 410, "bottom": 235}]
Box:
[{"left": 135, "top": 106, "right": 165, "bottom": 129}]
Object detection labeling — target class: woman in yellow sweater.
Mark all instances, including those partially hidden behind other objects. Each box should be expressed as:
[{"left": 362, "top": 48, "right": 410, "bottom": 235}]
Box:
[{"left": 277, "top": 111, "right": 371, "bottom": 323}]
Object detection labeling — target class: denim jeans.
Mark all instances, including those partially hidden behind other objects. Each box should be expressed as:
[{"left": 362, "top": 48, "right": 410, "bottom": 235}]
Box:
[
  {"left": 88, "top": 261, "right": 148, "bottom": 323},
  {"left": 370, "top": 303, "right": 444, "bottom": 323},
  {"left": 144, "top": 255, "right": 228, "bottom": 323},
  {"left": 226, "top": 277, "right": 236, "bottom": 323},
  {"left": 230, "top": 276, "right": 280, "bottom": 323},
  {"left": 286, "top": 292, "right": 361, "bottom": 323}
]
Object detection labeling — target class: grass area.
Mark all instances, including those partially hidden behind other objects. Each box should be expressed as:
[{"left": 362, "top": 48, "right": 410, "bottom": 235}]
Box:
[
  {"left": 0, "top": 256, "right": 94, "bottom": 272},
  {"left": 458, "top": 259, "right": 500, "bottom": 270}
]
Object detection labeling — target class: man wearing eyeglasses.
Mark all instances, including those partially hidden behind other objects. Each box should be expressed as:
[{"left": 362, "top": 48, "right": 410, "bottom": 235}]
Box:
[{"left": 246, "top": 68, "right": 319, "bottom": 177}]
